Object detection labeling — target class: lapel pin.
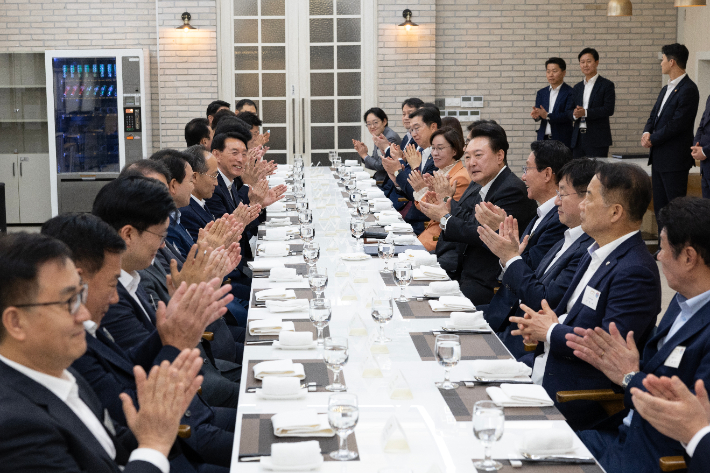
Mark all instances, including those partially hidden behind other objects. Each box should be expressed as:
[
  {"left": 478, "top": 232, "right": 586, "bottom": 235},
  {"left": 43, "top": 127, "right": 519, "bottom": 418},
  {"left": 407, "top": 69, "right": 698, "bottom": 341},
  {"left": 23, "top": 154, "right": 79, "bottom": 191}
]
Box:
[{"left": 605, "top": 261, "right": 610, "bottom": 265}]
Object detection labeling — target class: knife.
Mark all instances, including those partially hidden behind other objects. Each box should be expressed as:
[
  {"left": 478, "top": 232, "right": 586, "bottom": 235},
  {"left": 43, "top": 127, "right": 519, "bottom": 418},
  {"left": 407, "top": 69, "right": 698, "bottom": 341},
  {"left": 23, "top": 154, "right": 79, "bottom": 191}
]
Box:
[
  {"left": 245, "top": 339, "right": 278, "bottom": 345},
  {"left": 519, "top": 453, "right": 596, "bottom": 464}
]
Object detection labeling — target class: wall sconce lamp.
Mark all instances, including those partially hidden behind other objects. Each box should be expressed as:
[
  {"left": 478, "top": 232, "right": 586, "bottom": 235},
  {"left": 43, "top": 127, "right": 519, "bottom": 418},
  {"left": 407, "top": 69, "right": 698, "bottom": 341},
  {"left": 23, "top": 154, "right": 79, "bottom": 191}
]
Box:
[
  {"left": 176, "top": 12, "right": 197, "bottom": 31},
  {"left": 398, "top": 9, "right": 418, "bottom": 31},
  {"left": 674, "top": 0, "right": 706, "bottom": 6},
  {"left": 607, "top": 0, "right": 632, "bottom": 16}
]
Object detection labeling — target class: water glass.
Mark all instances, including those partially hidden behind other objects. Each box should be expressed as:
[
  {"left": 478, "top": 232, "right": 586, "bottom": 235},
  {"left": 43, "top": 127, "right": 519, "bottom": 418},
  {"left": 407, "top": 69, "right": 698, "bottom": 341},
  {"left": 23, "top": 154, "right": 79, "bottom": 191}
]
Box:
[
  {"left": 345, "top": 179, "right": 356, "bottom": 192},
  {"left": 350, "top": 217, "right": 365, "bottom": 250},
  {"left": 357, "top": 201, "right": 370, "bottom": 217},
  {"left": 299, "top": 208, "right": 312, "bottom": 224},
  {"left": 371, "top": 291, "right": 394, "bottom": 343},
  {"left": 309, "top": 298, "right": 331, "bottom": 346},
  {"left": 328, "top": 150, "right": 336, "bottom": 166},
  {"left": 327, "top": 393, "right": 359, "bottom": 461},
  {"left": 349, "top": 189, "right": 362, "bottom": 205},
  {"left": 393, "top": 261, "right": 412, "bottom": 302},
  {"left": 472, "top": 401, "right": 505, "bottom": 471},
  {"left": 324, "top": 337, "right": 349, "bottom": 392},
  {"left": 308, "top": 266, "right": 328, "bottom": 298},
  {"left": 303, "top": 241, "right": 320, "bottom": 266},
  {"left": 337, "top": 164, "right": 346, "bottom": 178},
  {"left": 296, "top": 199, "right": 309, "bottom": 212},
  {"left": 300, "top": 223, "right": 314, "bottom": 242},
  {"left": 435, "top": 334, "right": 461, "bottom": 390},
  {"left": 378, "top": 240, "right": 395, "bottom": 272}
]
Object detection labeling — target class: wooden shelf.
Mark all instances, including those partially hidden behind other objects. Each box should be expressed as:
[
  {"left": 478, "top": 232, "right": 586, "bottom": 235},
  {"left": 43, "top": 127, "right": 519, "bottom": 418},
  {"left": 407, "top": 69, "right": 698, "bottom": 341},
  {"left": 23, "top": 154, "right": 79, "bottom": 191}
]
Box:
[{"left": 0, "top": 119, "right": 48, "bottom": 123}]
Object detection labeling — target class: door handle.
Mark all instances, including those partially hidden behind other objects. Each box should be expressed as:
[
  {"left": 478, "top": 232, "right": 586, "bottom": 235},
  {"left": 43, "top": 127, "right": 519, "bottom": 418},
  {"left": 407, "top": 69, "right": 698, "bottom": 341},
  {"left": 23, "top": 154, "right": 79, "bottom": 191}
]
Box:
[
  {"left": 292, "top": 97, "right": 296, "bottom": 155},
  {"left": 19, "top": 162, "right": 22, "bottom": 177},
  {"left": 12, "top": 162, "right": 15, "bottom": 177},
  {"left": 301, "top": 97, "right": 305, "bottom": 154}
]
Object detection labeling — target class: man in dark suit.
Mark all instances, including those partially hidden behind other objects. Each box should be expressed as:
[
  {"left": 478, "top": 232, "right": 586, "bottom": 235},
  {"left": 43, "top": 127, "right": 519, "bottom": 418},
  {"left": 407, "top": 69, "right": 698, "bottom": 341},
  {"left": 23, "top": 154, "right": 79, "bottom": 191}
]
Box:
[
  {"left": 692, "top": 94, "right": 710, "bottom": 198},
  {"left": 564, "top": 197, "right": 710, "bottom": 472},
  {"left": 512, "top": 162, "right": 661, "bottom": 430},
  {"left": 0, "top": 232, "right": 204, "bottom": 473},
  {"left": 419, "top": 122, "right": 537, "bottom": 305},
  {"left": 568, "top": 48, "right": 615, "bottom": 158},
  {"left": 642, "top": 43, "right": 700, "bottom": 228},
  {"left": 531, "top": 57, "right": 575, "bottom": 148},
  {"left": 478, "top": 158, "right": 597, "bottom": 358}
]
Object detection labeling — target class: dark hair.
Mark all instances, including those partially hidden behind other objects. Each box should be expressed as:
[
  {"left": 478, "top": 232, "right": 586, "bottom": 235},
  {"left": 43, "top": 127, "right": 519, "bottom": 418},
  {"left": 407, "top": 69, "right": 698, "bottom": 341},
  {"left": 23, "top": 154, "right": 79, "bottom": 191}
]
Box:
[
  {"left": 41, "top": 213, "right": 126, "bottom": 276},
  {"left": 556, "top": 158, "right": 599, "bottom": 193},
  {"left": 578, "top": 48, "right": 599, "bottom": 62},
  {"left": 468, "top": 122, "right": 509, "bottom": 161},
  {"left": 212, "top": 117, "right": 253, "bottom": 140},
  {"left": 545, "top": 57, "right": 566, "bottom": 71},
  {"left": 235, "top": 98, "right": 258, "bottom": 113},
  {"left": 211, "top": 109, "right": 237, "bottom": 130},
  {"left": 658, "top": 197, "right": 710, "bottom": 267},
  {"left": 92, "top": 176, "right": 176, "bottom": 232},
  {"left": 595, "top": 162, "right": 652, "bottom": 223},
  {"left": 363, "top": 107, "right": 388, "bottom": 125},
  {"left": 430, "top": 127, "right": 464, "bottom": 161},
  {"left": 119, "top": 159, "right": 171, "bottom": 182},
  {"left": 150, "top": 149, "right": 191, "bottom": 184},
  {"left": 408, "top": 107, "right": 442, "bottom": 128},
  {"left": 206, "top": 100, "right": 230, "bottom": 118},
  {"left": 184, "top": 145, "right": 208, "bottom": 173},
  {"left": 185, "top": 118, "right": 211, "bottom": 147},
  {"left": 661, "top": 43, "right": 690, "bottom": 70},
  {"left": 0, "top": 233, "right": 73, "bottom": 339},
  {"left": 421, "top": 102, "right": 440, "bottom": 114},
  {"left": 466, "top": 119, "right": 498, "bottom": 134},
  {"left": 401, "top": 98, "right": 424, "bottom": 109},
  {"left": 441, "top": 117, "right": 464, "bottom": 143},
  {"left": 235, "top": 111, "right": 263, "bottom": 129},
  {"left": 530, "top": 140, "right": 572, "bottom": 178},
  {"left": 212, "top": 131, "right": 251, "bottom": 152}
]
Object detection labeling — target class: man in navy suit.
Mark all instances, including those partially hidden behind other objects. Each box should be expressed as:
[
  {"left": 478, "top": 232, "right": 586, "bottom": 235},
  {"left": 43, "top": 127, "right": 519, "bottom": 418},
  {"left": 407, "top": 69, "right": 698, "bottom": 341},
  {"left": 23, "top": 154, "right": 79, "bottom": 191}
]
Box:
[
  {"left": 564, "top": 197, "right": 710, "bottom": 472},
  {"left": 692, "top": 94, "right": 710, "bottom": 198},
  {"left": 511, "top": 162, "right": 661, "bottom": 430},
  {"left": 531, "top": 57, "right": 575, "bottom": 148},
  {"left": 0, "top": 232, "right": 204, "bottom": 473},
  {"left": 479, "top": 158, "right": 597, "bottom": 359},
  {"left": 568, "top": 48, "right": 616, "bottom": 158},
  {"left": 642, "top": 43, "right": 700, "bottom": 230}
]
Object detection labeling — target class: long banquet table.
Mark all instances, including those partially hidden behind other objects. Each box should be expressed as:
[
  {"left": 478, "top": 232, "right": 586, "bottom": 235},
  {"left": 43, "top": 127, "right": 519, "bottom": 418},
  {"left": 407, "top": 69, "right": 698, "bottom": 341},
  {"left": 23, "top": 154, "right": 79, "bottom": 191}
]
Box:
[{"left": 230, "top": 166, "right": 606, "bottom": 472}]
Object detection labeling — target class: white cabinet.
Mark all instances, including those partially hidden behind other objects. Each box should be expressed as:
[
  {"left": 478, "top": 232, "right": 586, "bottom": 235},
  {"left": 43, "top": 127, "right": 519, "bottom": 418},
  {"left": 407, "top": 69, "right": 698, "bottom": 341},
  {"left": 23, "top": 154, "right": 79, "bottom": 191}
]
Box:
[{"left": 0, "top": 154, "right": 52, "bottom": 224}]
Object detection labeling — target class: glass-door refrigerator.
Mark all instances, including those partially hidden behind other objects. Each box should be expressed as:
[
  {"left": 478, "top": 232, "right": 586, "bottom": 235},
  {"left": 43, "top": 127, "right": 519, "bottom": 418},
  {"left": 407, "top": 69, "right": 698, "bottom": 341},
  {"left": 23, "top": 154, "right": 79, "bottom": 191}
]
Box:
[{"left": 45, "top": 49, "right": 150, "bottom": 215}]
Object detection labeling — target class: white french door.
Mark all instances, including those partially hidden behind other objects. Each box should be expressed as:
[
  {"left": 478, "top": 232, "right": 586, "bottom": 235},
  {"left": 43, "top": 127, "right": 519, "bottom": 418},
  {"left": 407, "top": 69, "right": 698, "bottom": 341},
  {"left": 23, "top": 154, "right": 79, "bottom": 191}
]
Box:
[{"left": 218, "top": 0, "right": 376, "bottom": 165}]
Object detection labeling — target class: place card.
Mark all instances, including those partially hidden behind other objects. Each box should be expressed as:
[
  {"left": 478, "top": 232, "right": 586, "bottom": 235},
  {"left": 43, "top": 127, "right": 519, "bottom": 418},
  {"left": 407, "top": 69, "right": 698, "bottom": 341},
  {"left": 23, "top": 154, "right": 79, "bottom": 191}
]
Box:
[
  {"left": 388, "top": 370, "right": 413, "bottom": 400},
  {"left": 361, "top": 354, "right": 384, "bottom": 378},
  {"left": 348, "top": 313, "right": 369, "bottom": 337},
  {"left": 381, "top": 415, "right": 410, "bottom": 453},
  {"left": 340, "top": 281, "right": 359, "bottom": 302}
]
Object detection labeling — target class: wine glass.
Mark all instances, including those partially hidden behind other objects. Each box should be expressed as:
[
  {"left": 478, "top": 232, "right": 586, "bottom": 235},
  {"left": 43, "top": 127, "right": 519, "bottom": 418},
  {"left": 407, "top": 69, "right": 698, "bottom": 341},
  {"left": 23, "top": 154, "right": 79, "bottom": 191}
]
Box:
[
  {"left": 357, "top": 201, "right": 369, "bottom": 217},
  {"left": 296, "top": 199, "right": 308, "bottom": 213},
  {"left": 349, "top": 189, "right": 362, "bottom": 205},
  {"left": 328, "top": 150, "right": 336, "bottom": 166},
  {"left": 324, "top": 337, "right": 349, "bottom": 392},
  {"left": 337, "top": 164, "right": 346, "bottom": 178},
  {"left": 295, "top": 186, "right": 306, "bottom": 201},
  {"left": 303, "top": 241, "right": 320, "bottom": 267},
  {"left": 371, "top": 291, "right": 394, "bottom": 343},
  {"left": 472, "top": 401, "right": 505, "bottom": 471},
  {"left": 309, "top": 298, "right": 331, "bottom": 346},
  {"left": 435, "top": 334, "right": 461, "bottom": 390},
  {"left": 299, "top": 208, "right": 312, "bottom": 224},
  {"left": 308, "top": 266, "right": 328, "bottom": 298},
  {"left": 393, "top": 261, "right": 412, "bottom": 302},
  {"left": 333, "top": 155, "right": 342, "bottom": 168},
  {"left": 327, "top": 393, "right": 359, "bottom": 461},
  {"left": 345, "top": 179, "right": 356, "bottom": 192},
  {"left": 350, "top": 217, "right": 365, "bottom": 251},
  {"left": 300, "top": 223, "right": 314, "bottom": 242},
  {"left": 378, "top": 240, "right": 395, "bottom": 272}
]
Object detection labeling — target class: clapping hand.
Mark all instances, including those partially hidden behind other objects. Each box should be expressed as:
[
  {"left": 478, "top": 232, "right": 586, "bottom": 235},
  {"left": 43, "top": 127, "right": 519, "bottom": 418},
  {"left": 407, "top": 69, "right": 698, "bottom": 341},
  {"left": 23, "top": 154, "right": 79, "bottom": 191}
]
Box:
[{"left": 407, "top": 170, "right": 428, "bottom": 192}]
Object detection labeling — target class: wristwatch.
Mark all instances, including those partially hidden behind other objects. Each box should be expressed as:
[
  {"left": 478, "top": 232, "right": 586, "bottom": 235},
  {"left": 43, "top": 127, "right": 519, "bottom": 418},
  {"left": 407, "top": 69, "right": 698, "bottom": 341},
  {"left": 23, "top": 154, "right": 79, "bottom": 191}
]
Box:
[
  {"left": 621, "top": 371, "right": 638, "bottom": 390},
  {"left": 393, "top": 169, "right": 400, "bottom": 178},
  {"left": 440, "top": 213, "right": 452, "bottom": 230}
]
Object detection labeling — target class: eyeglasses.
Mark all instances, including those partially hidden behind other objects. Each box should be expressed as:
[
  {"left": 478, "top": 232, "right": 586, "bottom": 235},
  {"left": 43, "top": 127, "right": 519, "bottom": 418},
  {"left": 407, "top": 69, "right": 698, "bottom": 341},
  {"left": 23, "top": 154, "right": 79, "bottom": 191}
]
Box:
[
  {"left": 143, "top": 229, "right": 168, "bottom": 244},
  {"left": 432, "top": 146, "right": 451, "bottom": 153},
  {"left": 199, "top": 171, "right": 220, "bottom": 180},
  {"left": 411, "top": 124, "right": 425, "bottom": 133},
  {"left": 365, "top": 121, "right": 382, "bottom": 128},
  {"left": 521, "top": 166, "right": 528, "bottom": 175},
  {"left": 14, "top": 283, "right": 88, "bottom": 316},
  {"left": 556, "top": 189, "right": 582, "bottom": 200}
]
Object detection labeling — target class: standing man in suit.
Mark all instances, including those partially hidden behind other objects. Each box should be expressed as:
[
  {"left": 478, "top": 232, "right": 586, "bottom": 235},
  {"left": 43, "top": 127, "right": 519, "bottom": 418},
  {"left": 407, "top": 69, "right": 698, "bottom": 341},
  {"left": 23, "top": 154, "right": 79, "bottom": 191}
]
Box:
[
  {"left": 511, "top": 162, "right": 661, "bottom": 430},
  {"left": 643, "top": 43, "right": 700, "bottom": 228},
  {"left": 565, "top": 197, "right": 710, "bottom": 472},
  {"left": 419, "top": 122, "right": 537, "bottom": 304},
  {"left": 0, "top": 232, "right": 204, "bottom": 473},
  {"left": 206, "top": 100, "right": 230, "bottom": 127},
  {"left": 692, "top": 94, "right": 710, "bottom": 198},
  {"left": 532, "top": 58, "right": 575, "bottom": 148},
  {"left": 569, "top": 48, "right": 616, "bottom": 158}
]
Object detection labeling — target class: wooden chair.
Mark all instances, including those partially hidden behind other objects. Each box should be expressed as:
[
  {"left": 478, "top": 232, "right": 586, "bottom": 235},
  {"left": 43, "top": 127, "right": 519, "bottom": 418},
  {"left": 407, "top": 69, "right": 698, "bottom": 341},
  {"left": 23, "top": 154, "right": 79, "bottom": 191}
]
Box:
[
  {"left": 178, "top": 425, "right": 191, "bottom": 438},
  {"left": 202, "top": 332, "right": 214, "bottom": 341},
  {"left": 659, "top": 456, "right": 686, "bottom": 471},
  {"left": 555, "top": 389, "right": 625, "bottom": 417}
]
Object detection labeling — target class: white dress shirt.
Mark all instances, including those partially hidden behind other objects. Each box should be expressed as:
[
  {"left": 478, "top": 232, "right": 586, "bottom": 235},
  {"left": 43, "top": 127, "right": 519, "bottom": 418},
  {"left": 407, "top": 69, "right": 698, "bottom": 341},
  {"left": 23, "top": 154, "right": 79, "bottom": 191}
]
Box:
[
  {"left": 420, "top": 146, "right": 432, "bottom": 172},
  {"left": 658, "top": 73, "right": 687, "bottom": 117},
  {"left": 532, "top": 230, "right": 639, "bottom": 384},
  {"left": 191, "top": 194, "right": 207, "bottom": 209},
  {"left": 543, "top": 225, "right": 586, "bottom": 275},
  {"left": 479, "top": 166, "right": 507, "bottom": 202},
  {"left": 218, "top": 168, "right": 236, "bottom": 204},
  {"left": 545, "top": 83, "right": 563, "bottom": 135},
  {"left": 687, "top": 427, "right": 710, "bottom": 457},
  {"left": 580, "top": 74, "right": 598, "bottom": 129},
  {"left": 118, "top": 269, "right": 153, "bottom": 324}
]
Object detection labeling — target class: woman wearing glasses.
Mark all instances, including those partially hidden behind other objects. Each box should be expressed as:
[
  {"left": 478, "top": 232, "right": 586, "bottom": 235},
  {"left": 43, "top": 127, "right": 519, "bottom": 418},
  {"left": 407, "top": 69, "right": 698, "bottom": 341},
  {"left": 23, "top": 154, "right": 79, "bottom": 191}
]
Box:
[{"left": 352, "top": 107, "right": 400, "bottom": 186}]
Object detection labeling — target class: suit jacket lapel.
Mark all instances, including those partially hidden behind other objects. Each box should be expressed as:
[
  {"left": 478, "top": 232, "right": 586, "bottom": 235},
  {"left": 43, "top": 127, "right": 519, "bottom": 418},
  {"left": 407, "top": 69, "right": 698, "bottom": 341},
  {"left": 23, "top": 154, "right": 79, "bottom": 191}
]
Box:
[
  {"left": 656, "top": 76, "right": 690, "bottom": 123},
  {"left": 587, "top": 76, "right": 602, "bottom": 107},
  {"left": 90, "top": 332, "right": 136, "bottom": 377},
  {"left": 536, "top": 238, "right": 565, "bottom": 278},
  {"left": 553, "top": 85, "right": 569, "bottom": 114},
  {"left": 484, "top": 167, "right": 511, "bottom": 203}
]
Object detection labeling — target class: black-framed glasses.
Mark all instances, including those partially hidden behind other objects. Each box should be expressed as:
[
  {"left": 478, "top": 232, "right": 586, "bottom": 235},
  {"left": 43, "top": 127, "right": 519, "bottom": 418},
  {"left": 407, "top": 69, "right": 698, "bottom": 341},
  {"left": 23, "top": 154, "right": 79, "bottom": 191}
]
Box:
[
  {"left": 14, "top": 283, "right": 88, "bottom": 316},
  {"left": 143, "top": 229, "right": 168, "bottom": 244},
  {"left": 199, "top": 171, "right": 220, "bottom": 180},
  {"left": 556, "top": 189, "right": 581, "bottom": 199}
]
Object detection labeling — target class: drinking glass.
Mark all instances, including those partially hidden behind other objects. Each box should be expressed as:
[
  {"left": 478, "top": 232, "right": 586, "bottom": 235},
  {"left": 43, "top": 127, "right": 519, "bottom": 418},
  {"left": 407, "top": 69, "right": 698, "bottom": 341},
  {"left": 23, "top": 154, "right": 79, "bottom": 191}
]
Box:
[
  {"left": 300, "top": 223, "right": 314, "bottom": 242},
  {"left": 333, "top": 155, "right": 342, "bottom": 168},
  {"left": 378, "top": 240, "right": 395, "bottom": 272},
  {"left": 324, "top": 337, "right": 349, "bottom": 392},
  {"left": 295, "top": 186, "right": 306, "bottom": 201},
  {"left": 472, "top": 401, "right": 505, "bottom": 471},
  {"left": 328, "top": 150, "right": 336, "bottom": 166},
  {"left": 299, "top": 208, "right": 312, "bottom": 224},
  {"left": 393, "top": 261, "right": 412, "bottom": 302},
  {"left": 309, "top": 298, "right": 331, "bottom": 346},
  {"left": 296, "top": 199, "right": 308, "bottom": 212},
  {"left": 308, "top": 266, "right": 328, "bottom": 298},
  {"left": 435, "top": 334, "right": 461, "bottom": 390},
  {"left": 349, "top": 189, "right": 362, "bottom": 205},
  {"left": 327, "top": 393, "right": 359, "bottom": 461},
  {"left": 345, "top": 179, "right": 356, "bottom": 192},
  {"left": 371, "top": 291, "right": 394, "bottom": 343},
  {"left": 303, "top": 241, "right": 320, "bottom": 267},
  {"left": 294, "top": 154, "right": 304, "bottom": 167},
  {"left": 350, "top": 217, "right": 365, "bottom": 251},
  {"left": 337, "top": 164, "right": 346, "bottom": 178},
  {"left": 357, "top": 201, "right": 369, "bottom": 217}
]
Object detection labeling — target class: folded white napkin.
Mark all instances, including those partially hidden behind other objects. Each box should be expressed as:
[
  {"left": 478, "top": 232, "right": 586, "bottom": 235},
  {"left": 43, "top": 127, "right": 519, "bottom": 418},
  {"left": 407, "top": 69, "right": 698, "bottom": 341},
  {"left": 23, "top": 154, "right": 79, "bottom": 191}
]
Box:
[
  {"left": 256, "top": 377, "right": 306, "bottom": 401},
  {"left": 519, "top": 429, "right": 575, "bottom": 455},
  {"left": 339, "top": 252, "right": 370, "bottom": 261},
  {"left": 373, "top": 201, "right": 393, "bottom": 211},
  {"left": 377, "top": 214, "right": 402, "bottom": 225},
  {"left": 399, "top": 249, "right": 438, "bottom": 267},
  {"left": 356, "top": 179, "right": 376, "bottom": 189},
  {"left": 354, "top": 171, "right": 371, "bottom": 180},
  {"left": 372, "top": 197, "right": 392, "bottom": 204},
  {"left": 365, "top": 189, "right": 386, "bottom": 199},
  {"left": 273, "top": 331, "right": 316, "bottom": 350},
  {"left": 266, "top": 217, "right": 292, "bottom": 227},
  {"left": 249, "top": 319, "right": 295, "bottom": 335},
  {"left": 486, "top": 384, "right": 554, "bottom": 407},
  {"left": 447, "top": 311, "right": 489, "bottom": 330},
  {"left": 247, "top": 260, "right": 286, "bottom": 271},
  {"left": 256, "top": 288, "right": 297, "bottom": 301},
  {"left": 269, "top": 176, "right": 286, "bottom": 187},
  {"left": 393, "top": 234, "right": 416, "bottom": 245},
  {"left": 268, "top": 201, "right": 287, "bottom": 212},
  {"left": 254, "top": 359, "right": 306, "bottom": 379},
  {"left": 263, "top": 228, "right": 288, "bottom": 240},
  {"left": 426, "top": 281, "right": 460, "bottom": 296},
  {"left": 344, "top": 160, "right": 359, "bottom": 167},
  {"left": 272, "top": 410, "right": 335, "bottom": 437},
  {"left": 266, "top": 299, "right": 310, "bottom": 313},
  {"left": 259, "top": 242, "right": 290, "bottom": 257},
  {"left": 471, "top": 359, "right": 532, "bottom": 379},
  {"left": 385, "top": 223, "right": 414, "bottom": 233},
  {"left": 413, "top": 265, "right": 448, "bottom": 280},
  {"left": 261, "top": 441, "right": 323, "bottom": 471},
  {"left": 428, "top": 296, "right": 475, "bottom": 312},
  {"left": 269, "top": 267, "right": 302, "bottom": 282},
  {"left": 376, "top": 210, "right": 400, "bottom": 217}
]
